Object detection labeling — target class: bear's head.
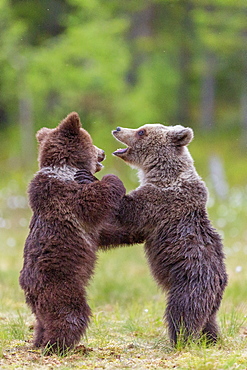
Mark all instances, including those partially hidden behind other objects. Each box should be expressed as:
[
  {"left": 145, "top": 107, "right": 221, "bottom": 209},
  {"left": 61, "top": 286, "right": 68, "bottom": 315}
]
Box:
[
  {"left": 36, "top": 112, "right": 105, "bottom": 173},
  {"left": 112, "top": 124, "right": 194, "bottom": 177}
]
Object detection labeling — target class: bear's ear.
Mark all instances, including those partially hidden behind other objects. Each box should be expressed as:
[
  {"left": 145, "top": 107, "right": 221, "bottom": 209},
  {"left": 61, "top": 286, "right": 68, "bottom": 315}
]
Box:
[
  {"left": 170, "top": 127, "right": 193, "bottom": 146},
  {"left": 58, "top": 112, "right": 81, "bottom": 136},
  {"left": 36, "top": 127, "right": 52, "bottom": 143}
]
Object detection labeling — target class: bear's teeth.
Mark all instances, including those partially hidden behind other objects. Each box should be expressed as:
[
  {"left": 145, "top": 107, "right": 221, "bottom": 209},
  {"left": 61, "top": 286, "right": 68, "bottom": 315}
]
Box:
[
  {"left": 116, "top": 148, "right": 128, "bottom": 153},
  {"left": 112, "top": 147, "right": 128, "bottom": 156}
]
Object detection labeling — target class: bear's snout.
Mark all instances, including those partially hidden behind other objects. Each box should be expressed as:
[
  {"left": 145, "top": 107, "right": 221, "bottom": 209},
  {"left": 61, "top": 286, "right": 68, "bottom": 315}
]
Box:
[
  {"left": 97, "top": 150, "right": 105, "bottom": 162},
  {"left": 114, "top": 127, "right": 121, "bottom": 132}
]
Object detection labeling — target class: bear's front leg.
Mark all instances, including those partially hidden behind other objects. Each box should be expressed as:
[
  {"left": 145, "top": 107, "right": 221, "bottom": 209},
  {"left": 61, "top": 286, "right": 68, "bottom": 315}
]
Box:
[
  {"left": 74, "top": 173, "right": 125, "bottom": 225},
  {"left": 99, "top": 193, "right": 146, "bottom": 249},
  {"left": 74, "top": 169, "right": 98, "bottom": 184}
]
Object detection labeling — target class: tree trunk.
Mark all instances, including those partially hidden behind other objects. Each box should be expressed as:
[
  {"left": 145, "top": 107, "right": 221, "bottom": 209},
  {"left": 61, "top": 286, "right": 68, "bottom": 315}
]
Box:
[
  {"left": 209, "top": 155, "right": 228, "bottom": 199},
  {"left": 9, "top": 52, "right": 36, "bottom": 168},
  {"left": 200, "top": 52, "right": 217, "bottom": 130},
  {"left": 240, "top": 48, "right": 247, "bottom": 149},
  {"left": 18, "top": 84, "right": 35, "bottom": 168},
  {"left": 127, "top": 4, "right": 154, "bottom": 86},
  {"left": 176, "top": 2, "right": 193, "bottom": 126}
]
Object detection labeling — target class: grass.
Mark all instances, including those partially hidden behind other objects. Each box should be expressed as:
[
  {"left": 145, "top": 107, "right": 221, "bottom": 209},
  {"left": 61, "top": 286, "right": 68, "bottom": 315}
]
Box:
[
  {"left": 0, "top": 178, "right": 247, "bottom": 369},
  {"left": 0, "top": 128, "right": 247, "bottom": 368}
]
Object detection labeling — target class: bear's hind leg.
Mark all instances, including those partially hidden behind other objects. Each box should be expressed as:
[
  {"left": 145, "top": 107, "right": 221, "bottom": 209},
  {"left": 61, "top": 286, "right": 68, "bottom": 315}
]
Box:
[
  {"left": 165, "top": 307, "right": 193, "bottom": 346},
  {"left": 33, "top": 317, "right": 45, "bottom": 348},
  {"left": 41, "top": 302, "right": 91, "bottom": 354},
  {"left": 165, "top": 286, "right": 209, "bottom": 346},
  {"left": 201, "top": 312, "right": 219, "bottom": 344}
]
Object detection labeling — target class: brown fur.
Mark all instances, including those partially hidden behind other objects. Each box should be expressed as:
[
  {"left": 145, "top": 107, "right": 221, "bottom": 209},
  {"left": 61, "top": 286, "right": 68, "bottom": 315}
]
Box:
[
  {"left": 19, "top": 112, "right": 125, "bottom": 353},
  {"left": 98, "top": 124, "right": 228, "bottom": 345}
]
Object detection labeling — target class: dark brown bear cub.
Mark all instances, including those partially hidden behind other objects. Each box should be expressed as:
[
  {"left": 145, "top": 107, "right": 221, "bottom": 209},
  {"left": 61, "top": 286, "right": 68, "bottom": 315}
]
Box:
[
  {"left": 96, "top": 124, "right": 228, "bottom": 346},
  {"left": 19, "top": 112, "right": 125, "bottom": 353}
]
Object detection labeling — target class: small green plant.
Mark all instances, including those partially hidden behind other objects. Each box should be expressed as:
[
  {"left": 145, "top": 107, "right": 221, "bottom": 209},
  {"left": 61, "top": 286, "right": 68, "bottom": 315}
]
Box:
[
  {"left": 221, "top": 310, "right": 246, "bottom": 338},
  {"left": 41, "top": 341, "right": 75, "bottom": 358},
  {"left": 8, "top": 314, "right": 28, "bottom": 341}
]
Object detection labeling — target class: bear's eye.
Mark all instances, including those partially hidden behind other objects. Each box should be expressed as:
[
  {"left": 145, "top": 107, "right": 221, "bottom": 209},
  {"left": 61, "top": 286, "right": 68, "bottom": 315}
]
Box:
[{"left": 137, "top": 129, "right": 146, "bottom": 137}]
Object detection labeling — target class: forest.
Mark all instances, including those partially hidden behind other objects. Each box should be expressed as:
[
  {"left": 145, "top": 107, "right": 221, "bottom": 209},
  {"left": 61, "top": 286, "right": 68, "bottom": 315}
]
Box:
[
  {"left": 0, "top": 0, "right": 247, "bottom": 178},
  {"left": 0, "top": 0, "right": 247, "bottom": 369}
]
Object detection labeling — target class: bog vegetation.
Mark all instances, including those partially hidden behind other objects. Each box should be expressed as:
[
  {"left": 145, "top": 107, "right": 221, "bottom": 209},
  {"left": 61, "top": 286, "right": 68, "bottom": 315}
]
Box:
[{"left": 0, "top": 0, "right": 247, "bottom": 368}]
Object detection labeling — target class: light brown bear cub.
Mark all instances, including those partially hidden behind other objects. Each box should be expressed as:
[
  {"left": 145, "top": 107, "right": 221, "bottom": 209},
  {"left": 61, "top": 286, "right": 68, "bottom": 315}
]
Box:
[
  {"left": 99, "top": 124, "right": 228, "bottom": 345},
  {"left": 19, "top": 112, "right": 125, "bottom": 353}
]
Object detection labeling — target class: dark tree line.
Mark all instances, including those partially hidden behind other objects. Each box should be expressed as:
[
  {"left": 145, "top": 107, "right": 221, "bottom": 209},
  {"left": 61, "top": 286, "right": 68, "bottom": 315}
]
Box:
[{"left": 0, "top": 0, "right": 246, "bottom": 164}]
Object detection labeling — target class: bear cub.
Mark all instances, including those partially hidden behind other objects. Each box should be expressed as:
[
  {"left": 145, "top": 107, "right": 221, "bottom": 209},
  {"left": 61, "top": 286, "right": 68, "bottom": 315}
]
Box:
[
  {"left": 97, "top": 123, "right": 228, "bottom": 345},
  {"left": 19, "top": 112, "right": 125, "bottom": 353}
]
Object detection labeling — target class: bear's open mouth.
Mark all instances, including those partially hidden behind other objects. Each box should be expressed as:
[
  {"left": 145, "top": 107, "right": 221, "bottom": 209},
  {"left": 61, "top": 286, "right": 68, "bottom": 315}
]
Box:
[
  {"left": 96, "top": 161, "right": 104, "bottom": 172},
  {"left": 95, "top": 152, "right": 105, "bottom": 171},
  {"left": 97, "top": 158, "right": 104, "bottom": 168},
  {"left": 112, "top": 147, "right": 129, "bottom": 156},
  {"left": 112, "top": 129, "right": 130, "bottom": 157}
]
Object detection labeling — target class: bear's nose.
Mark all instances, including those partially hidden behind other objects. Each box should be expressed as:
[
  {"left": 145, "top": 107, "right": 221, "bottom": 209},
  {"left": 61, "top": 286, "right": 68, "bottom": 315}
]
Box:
[{"left": 116, "top": 127, "right": 121, "bottom": 131}]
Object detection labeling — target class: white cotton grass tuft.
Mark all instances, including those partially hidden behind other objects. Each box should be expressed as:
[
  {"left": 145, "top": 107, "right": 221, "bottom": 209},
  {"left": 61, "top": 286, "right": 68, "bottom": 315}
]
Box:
[{"left": 235, "top": 266, "right": 242, "bottom": 273}]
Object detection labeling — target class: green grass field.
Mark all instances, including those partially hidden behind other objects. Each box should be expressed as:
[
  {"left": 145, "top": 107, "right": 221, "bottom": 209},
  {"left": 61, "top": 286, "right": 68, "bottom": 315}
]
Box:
[{"left": 0, "top": 174, "right": 247, "bottom": 369}]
